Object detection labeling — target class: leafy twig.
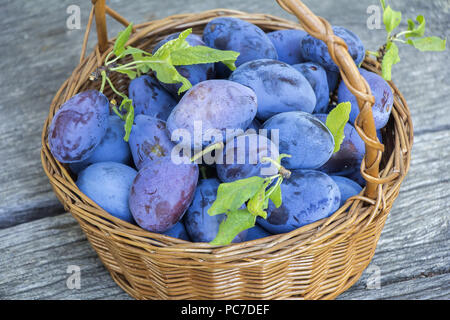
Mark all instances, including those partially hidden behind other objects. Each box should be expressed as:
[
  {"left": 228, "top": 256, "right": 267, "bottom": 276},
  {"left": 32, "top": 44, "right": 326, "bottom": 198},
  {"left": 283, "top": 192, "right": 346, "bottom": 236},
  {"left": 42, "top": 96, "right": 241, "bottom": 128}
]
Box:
[
  {"left": 92, "top": 24, "right": 240, "bottom": 141},
  {"left": 208, "top": 154, "right": 291, "bottom": 246},
  {"left": 369, "top": 0, "right": 446, "bottom": 81}
]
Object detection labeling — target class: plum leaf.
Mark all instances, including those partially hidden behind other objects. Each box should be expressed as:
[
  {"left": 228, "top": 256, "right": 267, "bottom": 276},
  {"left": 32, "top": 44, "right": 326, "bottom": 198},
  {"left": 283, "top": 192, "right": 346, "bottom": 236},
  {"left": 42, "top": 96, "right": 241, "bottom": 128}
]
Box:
[
  {"left": 210, "top": 209, "right": 256, "bottom": 246},
  {"left": 405, "top": 15, "right": 426, "bottom": 39},
  {"left": 326, "top": 102, "right": 351, "bottom": 153},
  {"left": 208, "top": 176, "right": 265, "bottom": 216},
  {"left": 170, "top": 45, "right": 239, "bottom": 70},
  {"left": 383, "top": 6, "right": 402, "bottom": 34},
  {"left": 381, "top": 42, "right": 400, "bottom": 81},
  {"left": 113, "top": 23, "right": 133, "bottom": 56},
  {"left": 406, "top": 36, "right": 446, "bottom": 52},
  {"left": 268, "top": 183, "right": 282, "bottom": 208}
]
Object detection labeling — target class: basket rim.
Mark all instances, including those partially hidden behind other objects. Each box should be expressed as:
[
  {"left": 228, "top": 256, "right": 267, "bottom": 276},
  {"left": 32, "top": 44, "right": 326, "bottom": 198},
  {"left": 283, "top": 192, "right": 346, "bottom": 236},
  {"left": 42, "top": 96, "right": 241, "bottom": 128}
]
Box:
[{"left": 40, "top": 9, "right": 413, "bottom": 263}]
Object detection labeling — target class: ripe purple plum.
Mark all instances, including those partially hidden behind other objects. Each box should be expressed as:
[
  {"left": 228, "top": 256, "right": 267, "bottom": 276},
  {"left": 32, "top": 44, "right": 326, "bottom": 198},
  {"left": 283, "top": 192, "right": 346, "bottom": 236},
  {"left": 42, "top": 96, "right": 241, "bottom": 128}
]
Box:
[
  {"left": 292, "top": 62, "right": 330, "bottom": 114},
  {"left": 128, "top": 75, "right": 177, "bottom": 120},
  {"left": 315, "top": 113, "right": 365, "bottom": 176},
  {"left": 262, "top": 111, "right": 334, "bottom": 170},
  {"left": 76, "top": 162, "right": 137, "bottom": 223},
  {"left": 49, "top": 90, "right": 109, "bottom": 163},
  {"left": 301, "top": 26, "right": 365, "bottom": 72},
  {"left": 167, "top": 80, "right": 257, "bottom": 149},
  {"left": 229, "top": 59, "right": 316, "bottom": 121},
  {"left": 184, "top": 178, "right": 247, "bottom": 243},
  {"left": 267, "top": 29, "right": 307, "bottom": 65},
  {"left": 128, "top": 115, "right": 175, "bottom": 170},
  {"left": 203, "top": 17, "right": 278, "bottom": 78},
  {"left": 69, "top": 116, "right": 131, "bottom": 174},
  {"left": 129, "top": 157, "right": 199, "bottom": 233},
  {"left": 216, "top": 133, "right": 279, "bottom": 183},
  {"left": 338, "top": 68, "right": 394, "bottom": 129},
  {"left": 257, "top": 170, "right": 340, "bottom": 234}
]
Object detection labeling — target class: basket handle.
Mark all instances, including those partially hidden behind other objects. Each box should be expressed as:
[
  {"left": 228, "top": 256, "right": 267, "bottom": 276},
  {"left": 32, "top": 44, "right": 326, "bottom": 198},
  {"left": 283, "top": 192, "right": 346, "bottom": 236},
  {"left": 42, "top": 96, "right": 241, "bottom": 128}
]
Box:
[
  {"left": 276, "top": 0, "right": 384, "bottom": 199},
  {"left": 88, "top": 0, "right": 384, "bottom": 199}
]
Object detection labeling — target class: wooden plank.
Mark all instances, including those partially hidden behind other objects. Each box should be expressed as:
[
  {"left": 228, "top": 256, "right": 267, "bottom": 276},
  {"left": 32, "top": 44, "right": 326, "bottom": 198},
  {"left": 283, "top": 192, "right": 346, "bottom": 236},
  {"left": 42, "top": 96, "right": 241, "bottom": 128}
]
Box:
[{"left": 0, "top": 213, "right": 130, "bottom": 300}]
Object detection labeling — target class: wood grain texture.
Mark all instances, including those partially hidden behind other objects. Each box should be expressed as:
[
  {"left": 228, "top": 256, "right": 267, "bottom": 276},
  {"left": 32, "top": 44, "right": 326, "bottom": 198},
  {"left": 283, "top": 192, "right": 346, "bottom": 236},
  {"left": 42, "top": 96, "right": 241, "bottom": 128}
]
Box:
[{"left": 0, "top": 0, "right": 448, "bottom": 299}]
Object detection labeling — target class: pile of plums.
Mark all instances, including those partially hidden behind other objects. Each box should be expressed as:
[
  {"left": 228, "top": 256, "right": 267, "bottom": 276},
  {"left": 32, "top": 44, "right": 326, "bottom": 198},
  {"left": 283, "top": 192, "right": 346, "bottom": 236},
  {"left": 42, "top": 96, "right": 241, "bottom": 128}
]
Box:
[{"left": 48, "top": 17, "right": 392, "bottom": 243}]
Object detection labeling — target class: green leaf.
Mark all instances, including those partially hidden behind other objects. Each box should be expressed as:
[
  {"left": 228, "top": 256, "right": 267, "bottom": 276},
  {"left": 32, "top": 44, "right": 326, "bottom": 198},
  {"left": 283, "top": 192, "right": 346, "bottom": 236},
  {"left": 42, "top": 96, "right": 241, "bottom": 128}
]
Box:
[
  {"left": 113, "top": 23, "right": 133, "bottom": 56},
  {"left": 170, "top": 46, "right": 239, "bottom": 70},
  {"left": 143, "top": 57, "right": 192, "bottom": 94},
  {"left": 380, "top": 0, "right": 386, "bottom": 11},
  {"left": 152, "top": 28, "right": 192, "bottom": 60},
  {"left": 381, "top": 42, "right": 400, "bottom": 81},
  {"left": 268, "top": 183, "right": 282, "bottom": 208},
  {"left": 208, "top": 176, "right": 265, "bottom": 216},
  {"left": 326, "top": 102, "right": 351, "bottom": 153},
  {"left": 405, "top": 15, "right": 426, "bottom": 38},
  {"left": 209, "top": 209, "right": 256, "bottom": 246},
  {"left": 407, "top": 36, "right": 446, "bottom": 52},
  {"left": 118, "top": 98, "right": 134, "bottom": 142},
  {"left": 115, "top": 68, "right": 137, "bottom": 79},
  {"left": 247, "top": 182, "right": 269, "bottom": 219},
  {"left": 383, "top": 6, "right": 402, "bottom": 34}
]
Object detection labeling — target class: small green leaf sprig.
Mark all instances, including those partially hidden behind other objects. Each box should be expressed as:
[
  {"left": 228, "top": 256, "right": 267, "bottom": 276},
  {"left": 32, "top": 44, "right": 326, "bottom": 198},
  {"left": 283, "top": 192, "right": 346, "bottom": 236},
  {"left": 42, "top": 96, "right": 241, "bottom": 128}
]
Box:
[
  {"left": 326, "top": 102, "right": 351, "bottom": 153},
  {"left": 367, "top": 0, "right": 446, "bottom": 81},
  {"left": 93, "top": 24, "right": 240, "bottom": 141},
  {"left": 207, "top": 155, "right": 291, "bottom": 246}
]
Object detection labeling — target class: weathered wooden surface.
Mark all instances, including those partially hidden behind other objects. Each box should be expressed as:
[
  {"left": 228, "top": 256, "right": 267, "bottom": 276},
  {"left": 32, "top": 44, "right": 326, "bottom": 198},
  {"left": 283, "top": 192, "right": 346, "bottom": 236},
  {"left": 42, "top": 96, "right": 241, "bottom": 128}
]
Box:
[{"left": 0, "top": 0, "right": 448, "bottom": 300}]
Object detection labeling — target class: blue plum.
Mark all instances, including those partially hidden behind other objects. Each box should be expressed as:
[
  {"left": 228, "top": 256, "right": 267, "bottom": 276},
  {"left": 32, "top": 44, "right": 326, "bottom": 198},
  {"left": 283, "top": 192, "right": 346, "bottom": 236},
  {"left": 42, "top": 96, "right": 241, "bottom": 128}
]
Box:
[
  {"left": 257, "top": 170, "right": 340, "bottom": 234},
  {"left": 315, "top": 114, "right": 365, "bottom": 176},
  {"left": 245, "top": 225, "right": 272, "bottom": 241},
  {"left": 162, "top": 221, "right": 191, "bottom": 241},
  {"left": 69, "top": 116, "right": 131, "bottom": 174},
  {"left": 267, "top": 29, "right": 307, "bottom": 65},
  {"left": 327, "top": 70, "right": 340, "bottom": 93},
  {"left": 76, "top": 162, "right": 137, "bottom": 223},
  {"left": 292, "top": 62, "right": 329, "bottom": 113},
  {"left": 167, "top": 80, "right": 257, "bottom": 149},
  {"left": 338, "top": 68, "right": 393, "bottom": 129},
  {"left": 247, "top": 118, "right": 261, "bottom": 133},
  {"left": 346, "top": 169, "right": 366, "bottom": 187},
  {"left": 216, "top": 133, "right": 279, "bottom": 183},
  {"left": 49, "top": 90, "right": 109, "bottom": 163},
  {"left": 152, "top": 33, "right": 215, "bottom": 96},
  {"left": 129, "top": 156, "right": 199, "bottom": 233},
  {"left": 262, "top": 111, "right": 334, "bottom": 170},
  {"left": 203, "top": 17, "right": 278, "bottom": 78},
  {"left": 331, "top": 175, "right": 362, "bottom": 206},
  {"left": 128, "top": 75, "right": 177, "bottom": 120},
  {"left": 377, "top": 130, "right": 383, "bottom": 143},
  {"left": 184, "top": 178, "right": 247, "bottom": 243},
  {"left": 128, "top": 115, "right": 175, "bottom": 170},
  {"left": 229, "top": 59, "right": 316, "bottom": 120},
  {"left": 301, "top": 26, "right": 365, "bottom": 72}
]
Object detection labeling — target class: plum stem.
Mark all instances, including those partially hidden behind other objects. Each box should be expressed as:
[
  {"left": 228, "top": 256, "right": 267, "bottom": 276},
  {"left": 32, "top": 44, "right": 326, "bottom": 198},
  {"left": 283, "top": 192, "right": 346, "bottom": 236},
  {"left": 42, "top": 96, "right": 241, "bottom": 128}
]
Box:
[
  {"left": 190, "top": 142, "right": 224, "bottom": 163},
  {"left": 261, "top": 157, "right": 292, "bottom": 179},
  {"left": 200, "top": 166, "right": 208, "bottom": 180}
]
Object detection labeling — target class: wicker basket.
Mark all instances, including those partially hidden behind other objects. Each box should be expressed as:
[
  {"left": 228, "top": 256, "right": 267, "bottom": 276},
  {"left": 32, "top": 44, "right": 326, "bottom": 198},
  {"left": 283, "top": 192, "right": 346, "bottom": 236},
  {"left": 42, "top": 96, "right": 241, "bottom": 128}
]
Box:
[{"left": 41, "top": 0, "right": 413, "bottom": 299}]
